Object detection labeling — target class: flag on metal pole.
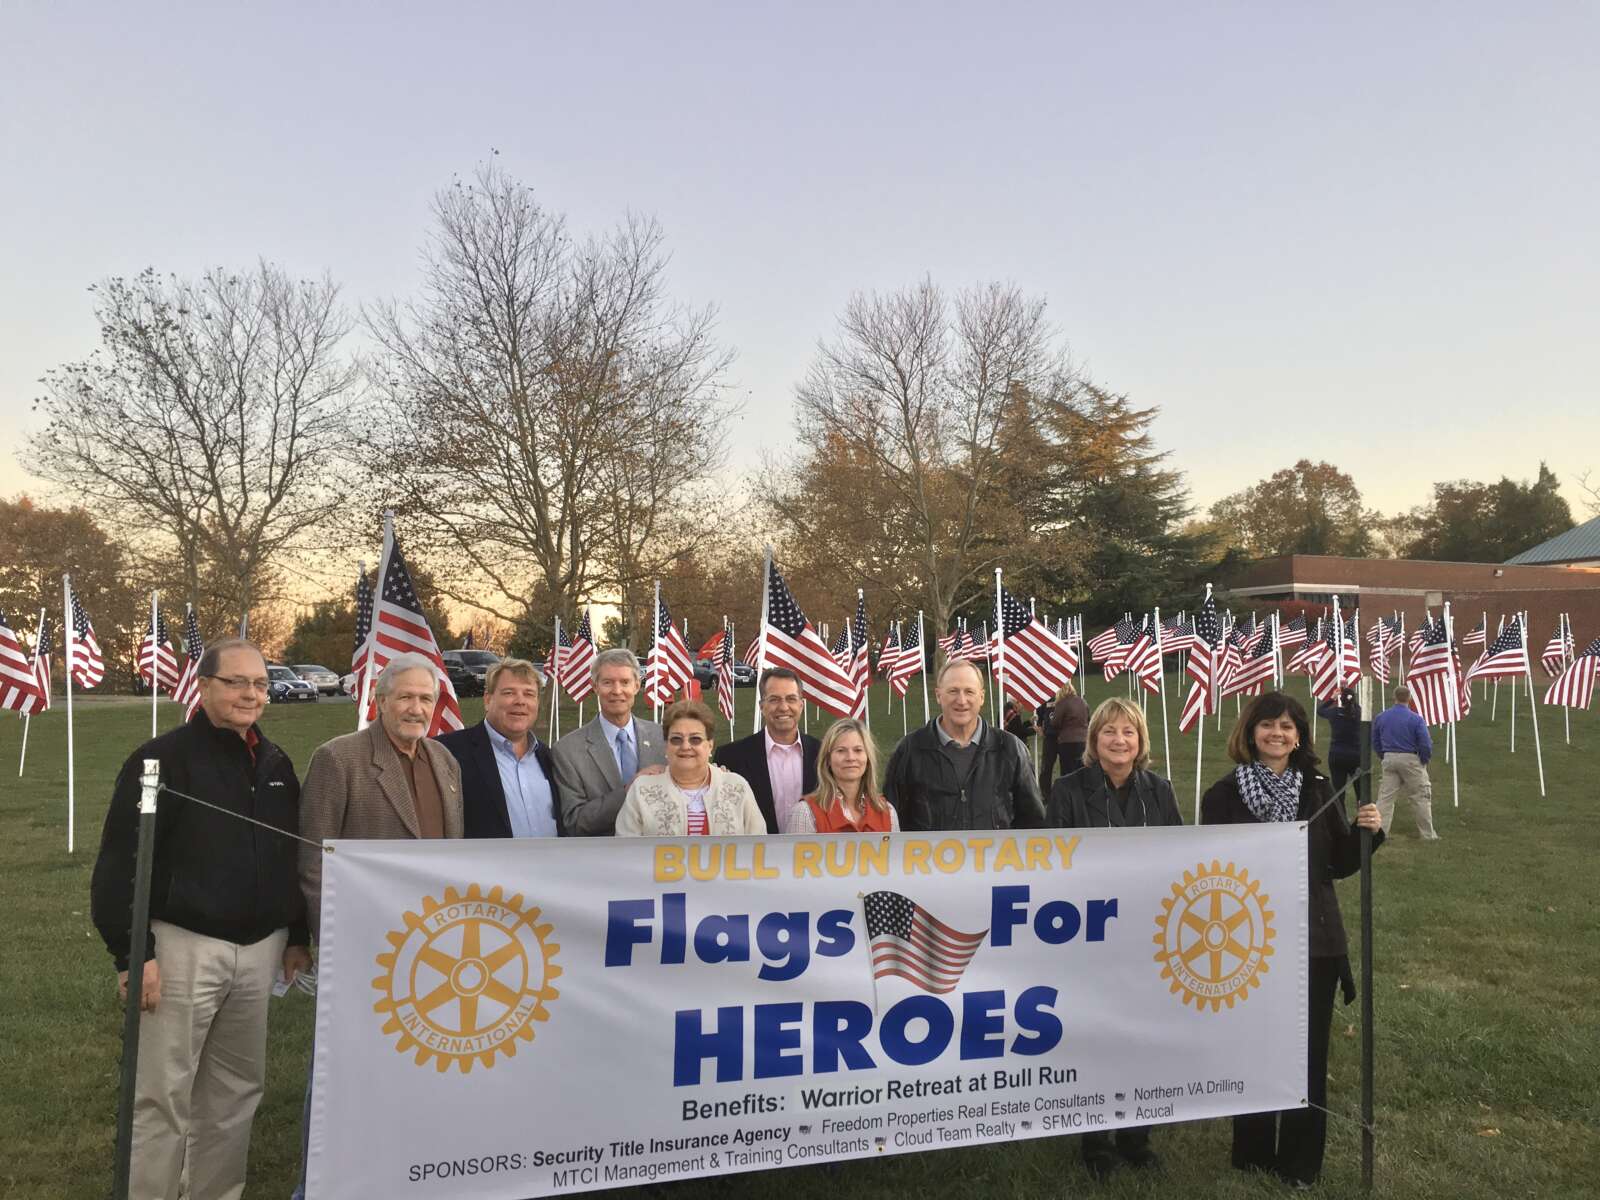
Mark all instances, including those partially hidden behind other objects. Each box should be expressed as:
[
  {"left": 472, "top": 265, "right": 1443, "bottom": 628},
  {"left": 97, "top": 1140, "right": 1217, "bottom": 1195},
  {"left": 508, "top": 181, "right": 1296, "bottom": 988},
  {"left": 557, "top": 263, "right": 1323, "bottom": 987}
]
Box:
[
  {"left": 171, "top": 606, "right": 205, "bottom": 720},
  {"left": 360, "top": 515, "right": 464, "bottom": 735}
]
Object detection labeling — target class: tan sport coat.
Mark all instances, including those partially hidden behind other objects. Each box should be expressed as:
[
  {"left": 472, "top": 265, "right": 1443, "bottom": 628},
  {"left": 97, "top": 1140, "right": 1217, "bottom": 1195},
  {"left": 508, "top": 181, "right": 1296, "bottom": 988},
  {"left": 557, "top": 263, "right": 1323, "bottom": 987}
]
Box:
[{"left": 298, "top": 721, "right": 463, "bottom": 938}]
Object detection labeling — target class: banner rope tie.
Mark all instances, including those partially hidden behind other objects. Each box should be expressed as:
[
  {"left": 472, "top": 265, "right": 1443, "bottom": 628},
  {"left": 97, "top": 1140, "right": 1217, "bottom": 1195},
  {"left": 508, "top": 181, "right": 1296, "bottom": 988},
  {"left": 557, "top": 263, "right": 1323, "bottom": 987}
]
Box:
[{"left": 155, "top": 783, "right": 330, "bottom": 851}]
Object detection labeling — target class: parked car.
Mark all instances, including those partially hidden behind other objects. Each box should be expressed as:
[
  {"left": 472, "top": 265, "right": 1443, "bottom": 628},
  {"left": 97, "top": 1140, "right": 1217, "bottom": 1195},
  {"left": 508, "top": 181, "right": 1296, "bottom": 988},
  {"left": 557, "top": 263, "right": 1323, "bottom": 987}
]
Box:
[
  {"left": 693, "top": 658, "right": 759, "bottom": 689},
  {"left": 441, "top": 649, "right": 500, "bottom": 698},
  {"left": 291, "top": 664, "right": 341, "bottom": 696},
  {"left": 268, "top": 665, "right": 318, "bottom": 704}
]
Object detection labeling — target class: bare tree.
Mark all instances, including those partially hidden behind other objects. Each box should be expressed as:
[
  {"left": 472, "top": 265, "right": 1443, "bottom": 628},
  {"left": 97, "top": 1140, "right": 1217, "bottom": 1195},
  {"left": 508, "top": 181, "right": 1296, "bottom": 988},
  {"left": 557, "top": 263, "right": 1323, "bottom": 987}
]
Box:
[
  {"left": 1576, "top": 470, "right": 1600, "bottom": 518},
  {"left": 775, "top": 279, "right": 1065, "bottom": 637},
  {"left": 361, "top": 164, "right": 734, "bottom": 630},
  {"left": 26, "top": 264, "right": 358, "bottom": 626}
]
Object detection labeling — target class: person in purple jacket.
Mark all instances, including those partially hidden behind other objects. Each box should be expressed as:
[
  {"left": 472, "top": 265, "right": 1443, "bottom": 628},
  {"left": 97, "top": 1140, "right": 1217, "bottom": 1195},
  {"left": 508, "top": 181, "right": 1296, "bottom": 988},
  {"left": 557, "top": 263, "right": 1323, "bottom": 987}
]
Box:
[{"left": 1371, "top": 685, "right": 1440, "bottom": 840}]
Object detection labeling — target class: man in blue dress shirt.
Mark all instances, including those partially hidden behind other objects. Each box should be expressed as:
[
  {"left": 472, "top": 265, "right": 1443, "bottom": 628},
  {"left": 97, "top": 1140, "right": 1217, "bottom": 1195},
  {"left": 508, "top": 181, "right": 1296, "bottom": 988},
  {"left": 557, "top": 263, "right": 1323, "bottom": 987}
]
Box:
[
  {"left": 437, "top": 658, "right": 564, "bottom": 837},
  {"left": 1371, "top": 684, "right": 1439, "bottom": 840}
]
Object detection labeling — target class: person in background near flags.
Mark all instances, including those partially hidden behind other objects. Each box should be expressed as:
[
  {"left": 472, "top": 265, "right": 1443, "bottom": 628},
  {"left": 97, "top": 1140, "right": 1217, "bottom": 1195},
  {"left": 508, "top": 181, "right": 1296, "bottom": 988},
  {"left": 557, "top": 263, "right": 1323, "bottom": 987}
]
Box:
[
  {"left": 1002, "top": 698, "right": 1036, "bottom": 742},
  {"left": 712, "top": 667, "right": 820, "bottom": 833},
  {"left": 90, "top": 638, "right": 310, "bottom": 1200},
  {"left": 1041, "top": 681, "right": 1089, "bottom": 793},
  {"left": 885, "top": 659, "right": 1044, "bottom": 831},
  {"left": 1201, "top": 691, "right": 1383, "bottom": 1189},
  {"left": 551, "top": 648, "right": 666, "bottom": 835},
  {"left": 1315, "top": 686, "right": 1363, "bottom": 811},
  {"left": 615, "top": 700, "right": 766, "bottom": 835},
  {"left": 1044, "top": 695, "right": 1180, "bottom": 1179},
  {"left": 782, "top": 717, "right": 899, "bottom": 833},
  {"left": 1371, "top": 684, "right": 1440, "bottom": 840},
  {"left": 436, "top": 658, "right": 565, "bottom": 838}
]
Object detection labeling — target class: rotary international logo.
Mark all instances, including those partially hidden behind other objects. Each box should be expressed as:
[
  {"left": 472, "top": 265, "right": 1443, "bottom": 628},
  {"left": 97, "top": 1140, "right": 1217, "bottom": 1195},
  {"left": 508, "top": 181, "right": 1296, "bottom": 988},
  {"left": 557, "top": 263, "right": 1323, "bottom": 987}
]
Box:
[
  {"left": 1153, "top": 860, "right": 1274, "bottom": 1012},
  {"left": 373, "top": 884, "right": 560, "bottom": 1073}
]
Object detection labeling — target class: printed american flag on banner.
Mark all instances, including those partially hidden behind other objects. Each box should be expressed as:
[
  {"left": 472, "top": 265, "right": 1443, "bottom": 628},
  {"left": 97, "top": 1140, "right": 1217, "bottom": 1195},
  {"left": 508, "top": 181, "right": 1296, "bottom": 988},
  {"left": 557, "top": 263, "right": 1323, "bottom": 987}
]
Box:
[
  {"left": 992, "top": 586, "right": 1079, "bottom": 708},
  {"left": 1178, "top": 591, "right": 1223, "bottom": 732},
  {"left": 1405, "top": 618, "right": 1464, "bottom": 725},
  {"left": 1463, "top": 617, "right": 1529, "bottom": 684},
  {"left": 138, "top": 609, "right": 181, "bottom": 694},
  {"left": 363, "top": 526, "right": 463, "bottom": 734},
  {"left": 351, "top": 568, "right": 375, "bottom": 678},
  {"left": 646, "top": 593, "right": 696, "bottom": 705},
  {"left": 171, "top": 606, "right": 205, "bottom": 719},
  {"left": 0, "top": 610, "right": 44, "bottom": 714},
  {"left": 889, "top": 621, "right": 923, "bottom": 698},
  {"left": 1540, "top": 623, "right": 1574, "bottom": 678},
  {"left": 862, "top": 890, "right": 987, "bottom": 996},
  {"left": 562, "top": 610, "right": 597, "bottom": 702},
  {"left": 1223, "top": 617, "right": 1276, "bottom": 697},
  {"left": 716, "top": 617, "right": 736, "bottom": 723},
  {"left": 67, "top": 585, "right": 104, "bottom": 689},
  {"left": 1544, "top": 636, "right": 1600, "bottom": 709},
  {"left": 762, "top": 562, "right": 858, "bottom": 716}
]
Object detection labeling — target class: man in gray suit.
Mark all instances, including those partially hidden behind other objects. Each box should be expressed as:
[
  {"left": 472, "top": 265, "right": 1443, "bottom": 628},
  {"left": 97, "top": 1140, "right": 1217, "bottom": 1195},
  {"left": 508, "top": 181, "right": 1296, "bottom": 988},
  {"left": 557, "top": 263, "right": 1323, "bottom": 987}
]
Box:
[{"left": 552, "top": 648, "right": 665, "bottom": 835}]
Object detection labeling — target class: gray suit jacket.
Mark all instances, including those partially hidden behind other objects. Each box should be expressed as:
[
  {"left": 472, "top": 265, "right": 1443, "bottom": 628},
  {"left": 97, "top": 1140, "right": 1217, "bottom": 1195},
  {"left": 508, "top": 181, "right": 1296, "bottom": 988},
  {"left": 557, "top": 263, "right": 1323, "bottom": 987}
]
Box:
[
  {"left": 552, "top": 715, "right": 665, "bottom": 836},
  {"left": 298, "top": 721, "right": 463, "bottom": 937}
]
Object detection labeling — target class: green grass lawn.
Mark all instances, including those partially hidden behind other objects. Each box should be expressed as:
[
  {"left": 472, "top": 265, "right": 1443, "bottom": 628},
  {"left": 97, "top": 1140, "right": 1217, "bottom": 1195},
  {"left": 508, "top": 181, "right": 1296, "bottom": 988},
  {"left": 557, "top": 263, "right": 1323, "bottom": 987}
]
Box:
[{"left": 2, "top": 675, "right": 1596, "bottom": 1199}]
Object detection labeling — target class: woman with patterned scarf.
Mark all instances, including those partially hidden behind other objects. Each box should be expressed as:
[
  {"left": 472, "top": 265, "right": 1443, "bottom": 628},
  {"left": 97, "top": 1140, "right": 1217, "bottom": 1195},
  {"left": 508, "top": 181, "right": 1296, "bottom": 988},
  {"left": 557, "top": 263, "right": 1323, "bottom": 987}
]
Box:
[{"left": 1201, "top": 690, "right": 1383, "bottom": 1190}]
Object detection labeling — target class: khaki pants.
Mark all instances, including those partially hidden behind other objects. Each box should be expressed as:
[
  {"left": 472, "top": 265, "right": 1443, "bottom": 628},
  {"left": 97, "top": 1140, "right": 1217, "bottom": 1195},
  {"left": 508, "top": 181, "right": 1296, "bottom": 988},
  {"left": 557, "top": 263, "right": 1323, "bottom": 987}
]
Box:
[
  {"left": 131, "top": 920, "right": 287, "bottom": 1200},
  {"left": 1376, "top": 752, "right": 1438, "bottom": 839}
]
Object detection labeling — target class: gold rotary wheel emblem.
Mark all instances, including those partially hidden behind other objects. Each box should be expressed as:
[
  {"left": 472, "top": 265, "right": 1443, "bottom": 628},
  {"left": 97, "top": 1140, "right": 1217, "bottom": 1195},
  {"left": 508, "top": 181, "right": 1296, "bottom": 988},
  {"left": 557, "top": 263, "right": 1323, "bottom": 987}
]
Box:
[
  {"left": 1153, "top": 860, "right": 1274, "bottom": 1012},
  {"left": 373, "top": 884, "right": 560, "bottom": 1073}
]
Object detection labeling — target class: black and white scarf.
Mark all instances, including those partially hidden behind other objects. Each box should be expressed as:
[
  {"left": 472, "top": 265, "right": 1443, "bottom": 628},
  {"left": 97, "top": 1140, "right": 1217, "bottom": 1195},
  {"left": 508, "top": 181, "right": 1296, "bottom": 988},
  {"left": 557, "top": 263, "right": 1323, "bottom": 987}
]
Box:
[{"left": 1234, "top": 762, "right": 1303, "bottom": 824}]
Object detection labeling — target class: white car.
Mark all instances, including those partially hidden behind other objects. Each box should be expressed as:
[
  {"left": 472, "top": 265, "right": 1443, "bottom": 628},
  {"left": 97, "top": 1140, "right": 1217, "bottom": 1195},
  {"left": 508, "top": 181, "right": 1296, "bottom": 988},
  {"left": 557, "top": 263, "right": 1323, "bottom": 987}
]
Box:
[{"left": 292, "top": 663, "right": 342, "bottom": 696}]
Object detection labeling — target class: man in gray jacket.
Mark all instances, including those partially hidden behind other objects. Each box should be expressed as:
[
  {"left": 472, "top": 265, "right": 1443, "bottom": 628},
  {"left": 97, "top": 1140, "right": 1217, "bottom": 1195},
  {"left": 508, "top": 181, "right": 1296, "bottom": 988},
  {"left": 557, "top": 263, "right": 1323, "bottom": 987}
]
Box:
[
  {"left": 885, "top": 659, "right": 1044, "bottom": 831},
  {"left": 552, "top": 648, "right": 666, "bottom": 835}
]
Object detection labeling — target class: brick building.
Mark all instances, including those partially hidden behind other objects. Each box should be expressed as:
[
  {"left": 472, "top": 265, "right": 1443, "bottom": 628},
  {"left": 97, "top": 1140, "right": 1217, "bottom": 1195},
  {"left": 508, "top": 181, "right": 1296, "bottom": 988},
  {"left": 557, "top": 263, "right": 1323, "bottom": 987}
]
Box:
[{"left": 1216, "top": 554, "right": 1600, "bottom": 665}]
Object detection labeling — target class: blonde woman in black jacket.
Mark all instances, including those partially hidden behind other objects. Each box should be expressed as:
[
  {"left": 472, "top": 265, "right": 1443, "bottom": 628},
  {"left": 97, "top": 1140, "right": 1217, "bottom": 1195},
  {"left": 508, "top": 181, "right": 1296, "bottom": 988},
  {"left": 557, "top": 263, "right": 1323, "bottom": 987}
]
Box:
[
  {"left": 1201, "top": 690, "right": 1382, "bottom": 1189},
  {"left": 1044, "top": 696, "right": 1181, "bottom": 1180}
]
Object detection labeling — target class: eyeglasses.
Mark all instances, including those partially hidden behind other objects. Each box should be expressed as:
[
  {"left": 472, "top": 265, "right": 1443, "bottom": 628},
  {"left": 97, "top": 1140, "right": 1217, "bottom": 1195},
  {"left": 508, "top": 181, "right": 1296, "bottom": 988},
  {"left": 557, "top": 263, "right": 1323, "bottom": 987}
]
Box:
[
  {"left": 666, "top": 734, "right": 709, "bottom": 748},
  {"left": 205, "top": 675, "right": 270, "bottom": 694}
]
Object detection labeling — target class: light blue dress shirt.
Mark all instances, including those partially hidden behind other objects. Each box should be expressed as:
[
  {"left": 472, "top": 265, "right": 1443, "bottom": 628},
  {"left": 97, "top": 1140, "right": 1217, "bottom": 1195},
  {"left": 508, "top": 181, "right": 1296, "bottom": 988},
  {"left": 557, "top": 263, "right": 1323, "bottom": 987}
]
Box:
[
  {"left": 599, "top": 716, "right": 638, "bottom": 779},
  {"left": 485, "top": 722, "right": 559, "bottom": 838}
]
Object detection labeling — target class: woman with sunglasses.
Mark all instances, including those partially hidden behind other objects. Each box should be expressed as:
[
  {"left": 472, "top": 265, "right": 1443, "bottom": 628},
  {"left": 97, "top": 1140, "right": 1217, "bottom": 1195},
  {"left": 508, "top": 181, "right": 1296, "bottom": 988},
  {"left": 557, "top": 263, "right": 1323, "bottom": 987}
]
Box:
[{"left": 615, "top": 700, "right": 766, "bottom": 835}]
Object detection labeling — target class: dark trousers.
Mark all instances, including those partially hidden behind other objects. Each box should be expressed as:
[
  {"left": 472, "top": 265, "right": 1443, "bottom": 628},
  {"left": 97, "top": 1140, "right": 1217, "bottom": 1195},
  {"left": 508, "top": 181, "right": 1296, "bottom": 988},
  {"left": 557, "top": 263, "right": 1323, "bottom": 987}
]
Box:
[
  {"left": 1041, "top": 740, "right": 1085, "bottom": 794},
  {"left": 1082, "top": 1124, "right": 1150, "bottom": 1166},
  {"left": 1329, "top": 754, "right": 1361, "bottom": 816},
  {"left": 1231, "top": 954, "right": 1341, "bottom": 1185}
]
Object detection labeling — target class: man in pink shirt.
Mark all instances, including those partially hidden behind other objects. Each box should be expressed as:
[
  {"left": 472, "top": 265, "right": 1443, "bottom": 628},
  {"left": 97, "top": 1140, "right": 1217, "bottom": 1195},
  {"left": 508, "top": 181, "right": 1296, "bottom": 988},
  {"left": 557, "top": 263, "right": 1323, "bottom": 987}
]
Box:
[{"left": 712, "top": 668, "right": 820, "bottom": 832}]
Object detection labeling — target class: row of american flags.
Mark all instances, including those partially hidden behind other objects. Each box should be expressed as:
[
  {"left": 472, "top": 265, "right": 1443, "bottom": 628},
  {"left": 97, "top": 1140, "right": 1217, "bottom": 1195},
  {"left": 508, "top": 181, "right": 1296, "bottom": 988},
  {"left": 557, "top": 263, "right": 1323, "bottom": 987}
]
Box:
[{"left": 7, "top": 527, "right": 1599, "bottom": 733}]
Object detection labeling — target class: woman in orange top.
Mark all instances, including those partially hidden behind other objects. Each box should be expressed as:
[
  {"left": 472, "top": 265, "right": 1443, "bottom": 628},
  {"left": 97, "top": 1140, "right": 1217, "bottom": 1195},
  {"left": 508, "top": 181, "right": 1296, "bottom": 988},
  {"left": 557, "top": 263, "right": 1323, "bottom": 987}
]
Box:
[{"left": 781, "top": 718, "right": 900, "bottom": 833}]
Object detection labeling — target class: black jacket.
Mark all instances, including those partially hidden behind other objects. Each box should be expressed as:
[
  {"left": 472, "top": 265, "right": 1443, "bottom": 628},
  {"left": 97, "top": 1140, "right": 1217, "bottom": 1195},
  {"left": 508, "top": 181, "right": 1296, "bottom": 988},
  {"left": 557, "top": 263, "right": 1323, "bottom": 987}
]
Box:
[
  {"left": 435, "top": 721, "right": 564, "bottom": 838},
  {"left": 1316, "top": 698, "right": 1363, "bottom": 761},
  {"left": 885, "top": 719, "right": 1045, "bottom": 832},
  {"left": 1200, "top": 768, "right": 1383, "bottom": 958},
  {"left": 712, "top": 731, "right": 820, "bottom": 834},
  {"left": 1046, "top": 764, "right": 1183, "bottom": 829},
  {"left": 90, "top": 710, "right": 307, "bottom": 972}
]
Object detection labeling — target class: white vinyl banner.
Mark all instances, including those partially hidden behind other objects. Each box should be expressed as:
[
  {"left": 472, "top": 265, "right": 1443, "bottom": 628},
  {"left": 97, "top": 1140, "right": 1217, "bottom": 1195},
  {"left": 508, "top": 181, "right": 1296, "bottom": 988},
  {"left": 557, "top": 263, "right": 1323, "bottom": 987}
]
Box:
[{"left": 307, "top": 825, "right": 1308, "bottom": 1198}]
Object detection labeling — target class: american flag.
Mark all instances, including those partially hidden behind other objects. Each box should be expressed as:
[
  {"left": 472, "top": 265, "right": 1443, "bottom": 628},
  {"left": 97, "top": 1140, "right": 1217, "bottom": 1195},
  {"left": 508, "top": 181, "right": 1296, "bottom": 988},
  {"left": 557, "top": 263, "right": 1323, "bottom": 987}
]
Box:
[
  {"left": 761, "top": 561, "right": 858, "bottom": 716},
  {"left": 992, "top": 585, "right": 1079, "bottom": 708},
  {"left": 878, "top": 625, "right": 902, "bottom": 678},
  {"left": 645, "top": 592, "right": 696, "bottom": 705},
  {"left": 862, "top": 890, "right": 987, "bottom": 995},
  {"left": 1123, "top": 616, "right": 1163, "bottom": 695},
  {"left": 1405, "top": 616, "right": 1464, "bottom": 725},
  {"left": 847, "top": 594, "right": 871, "bottom": 720},
  {"left": 937, "top": 628, "right": 959, "bottom": 655},
  {"left": 1101, "top": 617, "right": 1141, "bottom": 680},
  {"left": 1309, "top": 613, "right": 1348, "bottom": 702},
  {"left": 1369, "top": 617, "right": 1396, "bottom": 687},
  {"left": 562, "top": 610, "right": 596, "bottom": 702},
  {"left": 1178, "top": 590, "right": 1223, "bottom": 733},
  {"left": 1163, "top": 614, "right": 1196, "bottom": 655},
  {"left": 137, "top": 608, "right": 181, "bottom": 694},
  {"left": 1459, "top": 618, "right": 1487, "bottom": 649},
  {"left": 1540, "top": 621, "right": 1574, "bottom": 678},
  {"left": 22, "top": 617, "right": 52, "bottom": 714},
  {"left": 544, "top": 624, "right": 573, "bottom": 690},
  {"left": 1544, "top": 635, "right": 1600, "bottom": 709},
  {"left": 716, "top": 617, "right": 736, "bottom": 723},
  {"left": 1223, "top": 616, "right": 1276, "bottom": 697},
  {"left": 1463, "top": 616, "right": 1529, "bottom": 684},
  {"left": 351, "top": 567, "right": 375, "bottom": 678},
  {"left": 362, "top": 525, "right": 463, "bottom": 734},
  {"left": 1087, "top": 624, "right": 1122, "bottom": 664},
  {"left": 66, "top": 585, "right": 104, "bottom": 689},
  {"left": 0, "top": 610, "right": 44, "bottom": 714},
  {"left": 1286, "top": 618, "right": 1324, "bottom": 674},
  {"left": 171, "top": 605, "right": 205, "bottom": 719},
  {"left": 1218, "top": 625, "right": 1248, "bottom": 695},
  {"left": 829, "top": 623, "right": 851, "bottom": 669},
  {"left": 948, "top": 624, "right": 984, "bottom": 662},
  {"left": 889, "top": 620, "right": 923, "bottom": 698},
  {"left": 1278, "top": 614, "right": 1308, "bottom": 650}
]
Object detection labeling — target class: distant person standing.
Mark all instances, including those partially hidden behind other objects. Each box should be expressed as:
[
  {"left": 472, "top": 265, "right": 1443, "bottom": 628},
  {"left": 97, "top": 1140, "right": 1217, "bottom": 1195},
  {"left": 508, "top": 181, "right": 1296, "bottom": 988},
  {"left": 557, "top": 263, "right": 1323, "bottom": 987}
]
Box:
[
  {"left": 1041, "top": 682, "right": 1089, "bottom": 793},
  {"left": 1316, "top": 687, "right": 1362, "bottom": 809},
  {"left": 1371, "top": 685, "right": 1440, "bottom": 840}
]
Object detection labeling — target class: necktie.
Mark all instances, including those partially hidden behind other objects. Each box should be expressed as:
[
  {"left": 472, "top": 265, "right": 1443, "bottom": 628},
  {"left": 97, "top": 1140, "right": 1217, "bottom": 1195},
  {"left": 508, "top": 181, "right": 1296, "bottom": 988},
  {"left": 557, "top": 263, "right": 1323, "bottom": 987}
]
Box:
[{"left": 617, "top": 728, "right": 637, "bottom": 782}]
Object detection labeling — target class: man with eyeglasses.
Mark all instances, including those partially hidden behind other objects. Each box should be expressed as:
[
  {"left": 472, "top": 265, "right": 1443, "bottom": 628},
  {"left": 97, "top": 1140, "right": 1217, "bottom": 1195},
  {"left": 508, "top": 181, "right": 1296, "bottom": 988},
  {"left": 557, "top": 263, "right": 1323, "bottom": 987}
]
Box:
[
  {"left": 91, "top": 638, "right": 311, "bottom": 1200},
  {"left": 711, "top": 667, "right": 820, "bottom": 833},
  {"left": 552, "top": 648, "right": 666, "bottom": 835}
]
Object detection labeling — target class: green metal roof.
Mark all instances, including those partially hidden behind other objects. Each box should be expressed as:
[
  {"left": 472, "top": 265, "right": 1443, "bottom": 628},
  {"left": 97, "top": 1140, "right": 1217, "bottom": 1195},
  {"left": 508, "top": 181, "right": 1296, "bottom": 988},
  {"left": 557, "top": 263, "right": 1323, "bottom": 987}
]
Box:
[{"left": 1505, "top": 515, "right": 1600, "bottom": 564}]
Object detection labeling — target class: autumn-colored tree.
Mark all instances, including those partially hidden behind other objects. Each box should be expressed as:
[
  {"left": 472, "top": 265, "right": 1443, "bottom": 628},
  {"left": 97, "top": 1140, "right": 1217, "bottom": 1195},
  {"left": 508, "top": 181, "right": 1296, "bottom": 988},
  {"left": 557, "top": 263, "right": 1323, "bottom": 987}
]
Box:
[{"left": 1209, "top": 461, "right": 1375, "bottom": 558}]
